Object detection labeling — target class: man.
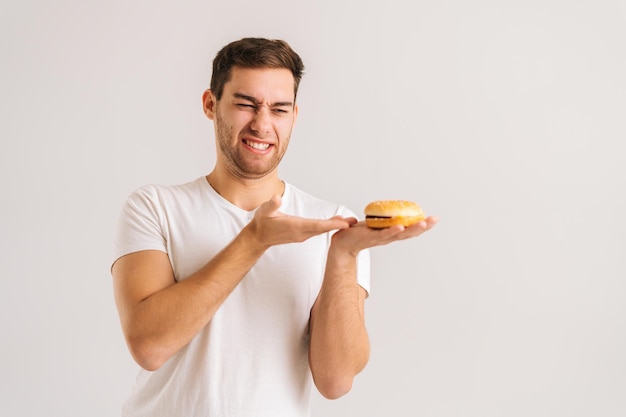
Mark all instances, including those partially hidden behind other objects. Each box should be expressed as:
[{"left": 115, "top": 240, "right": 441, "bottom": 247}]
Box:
[{"left": 112, "top": 37, "right": 437, "bottom": 416}]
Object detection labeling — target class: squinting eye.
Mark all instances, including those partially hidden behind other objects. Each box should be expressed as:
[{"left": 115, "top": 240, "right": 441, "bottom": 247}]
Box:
[{"left": 236, "top": 104, "right": 255, "bottom": 109}]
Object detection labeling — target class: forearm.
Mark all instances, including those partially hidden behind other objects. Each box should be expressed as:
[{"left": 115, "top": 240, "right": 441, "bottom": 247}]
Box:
[
  {"left": 123, "top": 226, "right": 267, "bottom": 370},
  {"left": 309, "top": 248, "right": 370, "bottom": 399}
]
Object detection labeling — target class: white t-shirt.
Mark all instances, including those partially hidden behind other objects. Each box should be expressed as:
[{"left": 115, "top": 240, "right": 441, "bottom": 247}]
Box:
[{"left": 113, "top": 176, "right": 370, "bottom": 417}]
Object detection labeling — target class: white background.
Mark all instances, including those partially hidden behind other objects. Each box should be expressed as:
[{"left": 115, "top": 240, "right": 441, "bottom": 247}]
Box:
[{"left": 1, "top": 1, "right": 625, "bottom": 416}]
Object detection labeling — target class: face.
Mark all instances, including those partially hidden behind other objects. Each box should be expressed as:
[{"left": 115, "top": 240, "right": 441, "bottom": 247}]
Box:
[{"left": 203, "top": 67, "right": 299, "bottom": 181}]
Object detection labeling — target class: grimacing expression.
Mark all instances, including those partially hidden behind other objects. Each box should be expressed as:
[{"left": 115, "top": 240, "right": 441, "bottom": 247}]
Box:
[{"left": 213, "top": 67, "right": 298, "bottom": 180}]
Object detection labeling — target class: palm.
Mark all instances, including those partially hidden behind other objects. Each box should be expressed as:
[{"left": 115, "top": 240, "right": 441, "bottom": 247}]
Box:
[{"left": 331, "top": 217, "right": 438, "bottom": 254}]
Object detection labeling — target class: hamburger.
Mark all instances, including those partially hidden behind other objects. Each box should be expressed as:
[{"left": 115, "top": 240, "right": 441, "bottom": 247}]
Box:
[{"left": 364, "top": 200, "right": 425, "bottom": 229}]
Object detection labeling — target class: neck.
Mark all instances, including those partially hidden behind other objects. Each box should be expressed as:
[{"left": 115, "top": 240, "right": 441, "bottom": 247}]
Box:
[{"left": 206, "top": 169, "right": 285, "bottom": 211}]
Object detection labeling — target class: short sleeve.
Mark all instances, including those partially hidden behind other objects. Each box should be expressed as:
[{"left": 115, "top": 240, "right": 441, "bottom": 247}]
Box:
[
  {"left": 356, "top": 248, "right": 371, "bottom": 297},
  {"left": 112, "top": 186, "right": 167, "bottom": 267}
]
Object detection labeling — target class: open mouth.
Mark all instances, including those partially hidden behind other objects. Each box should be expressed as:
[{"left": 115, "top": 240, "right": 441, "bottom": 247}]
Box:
[{"left": 243, "top": 139, "right": 271, "bottom": 151}]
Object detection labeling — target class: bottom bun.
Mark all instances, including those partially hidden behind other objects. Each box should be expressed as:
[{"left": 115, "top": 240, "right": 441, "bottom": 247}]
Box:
[{"left": 365, "top": 214, "right": 425, "bottom": 229}]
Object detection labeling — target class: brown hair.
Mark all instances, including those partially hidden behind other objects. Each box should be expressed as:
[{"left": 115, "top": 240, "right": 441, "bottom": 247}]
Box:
[{"left": 210, "top": 37, "right": 305, "bottom": 101}]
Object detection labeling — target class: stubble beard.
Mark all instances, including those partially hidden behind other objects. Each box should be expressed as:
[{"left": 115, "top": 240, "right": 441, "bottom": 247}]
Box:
[{"left": 215, "top": 109, "right": 290, "bottom": 180}]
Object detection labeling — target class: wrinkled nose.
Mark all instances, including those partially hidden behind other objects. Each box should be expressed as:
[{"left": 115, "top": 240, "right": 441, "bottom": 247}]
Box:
[{"left": 250, "top": 108, "right": 271, "bottom": 134}]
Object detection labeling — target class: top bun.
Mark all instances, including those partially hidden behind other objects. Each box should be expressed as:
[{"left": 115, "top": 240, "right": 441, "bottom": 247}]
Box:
[
  {"left": 364, "top": 200, "right": 425, "bottom": 228},
  {"left": 364, "top": 200, "right": 423, "bottom": 217}
]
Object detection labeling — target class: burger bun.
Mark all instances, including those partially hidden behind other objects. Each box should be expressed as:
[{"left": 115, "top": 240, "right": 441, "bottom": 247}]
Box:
[{"left": 364, "top": 200, "right": 425, "bottom": 229}]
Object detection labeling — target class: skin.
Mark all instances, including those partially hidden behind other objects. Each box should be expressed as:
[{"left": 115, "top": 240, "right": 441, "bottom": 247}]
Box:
[{"left": 111, "top": 66, "right": 438, "bottom": 400}]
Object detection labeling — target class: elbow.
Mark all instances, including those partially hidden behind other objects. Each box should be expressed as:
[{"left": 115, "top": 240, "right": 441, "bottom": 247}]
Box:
[
  {"left": 314, "top": 375, "right": 354, "bottom": 400},
  {"left": 310, "top": 349, "right": 370, "bottom": 400},
  {"left": 126, "top": 336, "right": 168, "bottom": 372},
  {"left": 134, "top": 355, "right": 164, "bottom": 372}
]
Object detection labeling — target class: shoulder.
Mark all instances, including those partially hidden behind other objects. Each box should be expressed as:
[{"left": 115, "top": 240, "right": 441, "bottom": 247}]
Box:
[{"left": 126, "top": 177, "right": 207, "bottom": 206}]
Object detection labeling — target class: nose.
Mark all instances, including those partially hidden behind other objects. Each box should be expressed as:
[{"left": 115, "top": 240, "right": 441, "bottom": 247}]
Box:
[{"left": 250, "top": 107, "right": 272, "bottom": 135}]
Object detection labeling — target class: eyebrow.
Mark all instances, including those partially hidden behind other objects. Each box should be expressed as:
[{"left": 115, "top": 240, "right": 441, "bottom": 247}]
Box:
[{"left": 233, "top": 92, "right": 293, "bottom": 108}]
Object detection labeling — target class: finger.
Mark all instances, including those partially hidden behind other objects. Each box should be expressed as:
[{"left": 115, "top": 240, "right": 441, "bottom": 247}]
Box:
[
  {"left": 405, "top": 216, "right": 438, "bottom": 231},
  {"left": 305, "top": 217, "right": 351, "bottom": 234},
  {"left": 426, "top": 216, "right": 439, "bottom": 229},
  {"left": 270, "top": 194, "right": 282, "bottom": 211},
  {"left": 324, "top": 217, "right": 353, "bottom": 230},
  {"left": 329, "top": 215, "right": 359, "bottom": 226},
  {"left": 344, "top": 217, "right": 358, "bottom": 226},
  {"left": 257, "top": 194, "right": 283, "bottom": 217},
  {"left": 349, "top": 220, "right": 368, "bottom": 228},
  {"left": 396, "top": 218, "right": 439, "bottom": 239}
]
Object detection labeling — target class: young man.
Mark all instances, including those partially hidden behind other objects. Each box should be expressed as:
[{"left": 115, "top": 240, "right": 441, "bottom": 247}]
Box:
[{"left": 112, "top": 37, "right": 437, "bottom": 417}]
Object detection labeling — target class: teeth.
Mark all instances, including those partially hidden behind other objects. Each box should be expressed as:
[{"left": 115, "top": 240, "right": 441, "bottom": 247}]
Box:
[{"left": 244, "top": 140, "right": 270, "bottom": 150}]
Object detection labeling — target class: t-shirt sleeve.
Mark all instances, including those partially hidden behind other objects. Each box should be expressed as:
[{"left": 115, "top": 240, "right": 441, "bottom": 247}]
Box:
[
  {"left": 337, "top": 205, "right": 371, "bottom": 296},
  {"left": 112, "top": 186, "right": 167, "bottom": 267},
  {"left": 356, "top": 248, "right": 371, "bottom": 297}
]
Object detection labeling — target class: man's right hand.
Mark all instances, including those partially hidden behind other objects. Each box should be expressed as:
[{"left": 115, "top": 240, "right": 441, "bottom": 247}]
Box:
[{"left": 244, "top": 195, "right": 353, "bottom": 249}]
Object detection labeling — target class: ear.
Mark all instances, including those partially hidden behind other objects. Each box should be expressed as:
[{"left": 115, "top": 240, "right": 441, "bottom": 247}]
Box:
[
  {"left": 202, "top": 89, "right": 217, "bottom": 120},
  {"left": 293, "top": 103, "right": 299, "bottom": 124}
]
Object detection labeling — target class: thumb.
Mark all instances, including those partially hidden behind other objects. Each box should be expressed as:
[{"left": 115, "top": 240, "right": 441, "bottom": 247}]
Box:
[{"left": 258, "top": 194, "right": 282, "bottom": 217}]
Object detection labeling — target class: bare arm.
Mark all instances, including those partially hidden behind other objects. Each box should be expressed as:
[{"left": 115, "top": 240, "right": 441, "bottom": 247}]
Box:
[
  {"left": 309, "top": 216, "right": 438, "bottom": 399},
  {"left": 309, "top": 243, "right": 369, "bottom": 399},
  {"left": 112, "top": 195, "right": 351, "bottom": 371}
]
